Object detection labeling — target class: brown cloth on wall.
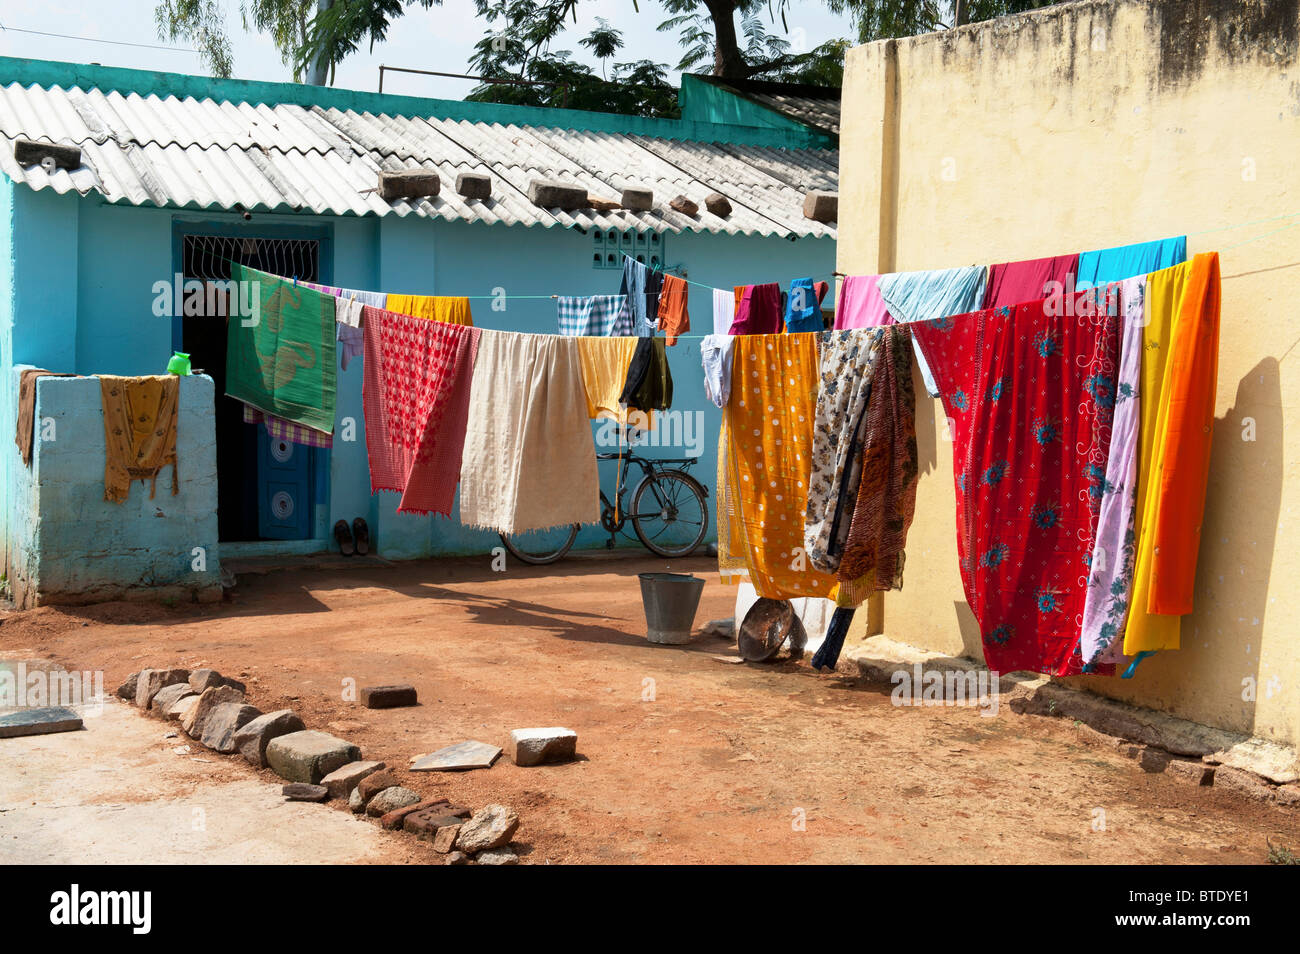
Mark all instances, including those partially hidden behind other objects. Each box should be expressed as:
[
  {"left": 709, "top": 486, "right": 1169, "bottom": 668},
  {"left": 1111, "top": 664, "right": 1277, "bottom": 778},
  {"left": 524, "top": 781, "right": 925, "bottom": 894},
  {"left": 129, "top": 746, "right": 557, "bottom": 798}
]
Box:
[
  {"left": 836, "top": 325, "right": 919, "bottom": 604},
  {"left": 100, "top": 375, "right": 180, "bottom": 504},
  {"left": 16, "top": 368, "right": 75, "bottom": 466}
]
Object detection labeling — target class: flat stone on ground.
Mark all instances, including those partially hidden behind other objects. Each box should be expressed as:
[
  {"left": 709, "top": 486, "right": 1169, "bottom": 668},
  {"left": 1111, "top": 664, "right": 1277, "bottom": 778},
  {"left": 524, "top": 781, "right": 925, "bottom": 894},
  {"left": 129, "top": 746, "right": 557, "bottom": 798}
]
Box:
[
  {"left": 232, "top": 709, "right": 306, "bottom": 768},
  {"left": 366, "top": 786, "right": 421, "bottom": 817},
  {"left": 476, "top": 847, "right": 519, "bottom": 865},
  {"left": 379, "top": 797, "right": 447, "bottom": 830},
  {"left": 320, "top": 760, "right": 386, "bottom": 799},
  {"left": 0, "top": 706, "right": 83, "bottom": 738},
  {"left": 265, "top": 730, "right": 362, "bottom": 784},
  {"left": 282, "top": 782, "right": 329, "bottom": 802},
  {"left": 508, "top": 727, "right": 577, "bottom": 766},
  {"left": 454, "top": 803, "right": 519, "bottom": 853},
  {"left": 410, "top": 740, "right": 501, "bottom": 772},
  {"left": 359, "top": 684, "right": 417, "bottom": 709}
]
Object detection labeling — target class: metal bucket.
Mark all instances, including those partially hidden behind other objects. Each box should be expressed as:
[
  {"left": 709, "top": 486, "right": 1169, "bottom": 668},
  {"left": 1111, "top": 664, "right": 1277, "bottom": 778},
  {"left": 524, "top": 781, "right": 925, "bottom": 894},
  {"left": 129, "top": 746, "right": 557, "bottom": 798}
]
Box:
[
  {"left": 737, "top": 598, "right": 808, "bottom": 662},
  {"left": 638, "top": 572, "right": 705, "bottom": 644}
]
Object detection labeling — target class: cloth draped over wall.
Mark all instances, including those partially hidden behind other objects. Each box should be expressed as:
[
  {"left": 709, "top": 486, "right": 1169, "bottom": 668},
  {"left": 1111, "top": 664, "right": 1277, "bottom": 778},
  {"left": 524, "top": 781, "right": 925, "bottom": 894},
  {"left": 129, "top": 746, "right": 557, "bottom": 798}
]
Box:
[
  {"left": 100, "top": 374, "right": 180, "bottom": 504},
  {"left": 16, "top": 369, "right": 75, "bottom": 466}
]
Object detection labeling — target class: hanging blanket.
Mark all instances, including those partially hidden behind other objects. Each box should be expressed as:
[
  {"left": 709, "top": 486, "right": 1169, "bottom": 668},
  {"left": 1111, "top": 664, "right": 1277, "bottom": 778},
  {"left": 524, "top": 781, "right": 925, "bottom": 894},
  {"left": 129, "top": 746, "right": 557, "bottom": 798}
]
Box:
[
  {"left": 100, "top": 375, "right": 180, "bottom": 504},
  {"left": 717, "top": 333, "right": 838, "bottom": 599},
  {"left": 458, "top": 330, "right": 600, "bottom": 533},
  {"left": 837, "top": 325, "right": 920, "bottom": 604},
  {"left": 912, "top": 291, "right": 1119, "bottom": 676},
  {"left": 982, "top": 253, "right": 1080, "bottom": 309},
  {"left": 803, "top": 328, "right": 886, "bottom": 574},
  {"left": 227, "top": 265, "right": 336, "bottom": 433},
  {"left": 1082, "top": 277, "right": 1145, "bottom": 667},
  {"left": 877, "top": 266, "right": 987, "bottom": 397},
  {"left": 576, "top": 336, "right": 637, "bottom": 422},
  {"left": 362, "top": 303, "right": 480, "bottom": 516},
  {"left": 242, "top": 405, "right": 333, "bottom": 449},
  {"left": 557, "top": 296, "right": 633, "bottom": 336}
]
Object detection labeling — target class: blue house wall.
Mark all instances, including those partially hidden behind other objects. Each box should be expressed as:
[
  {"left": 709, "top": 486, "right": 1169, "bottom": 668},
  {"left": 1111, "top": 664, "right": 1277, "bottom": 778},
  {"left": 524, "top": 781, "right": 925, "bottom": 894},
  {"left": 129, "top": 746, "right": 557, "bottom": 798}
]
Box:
[{"left": 1, "top": 182, "right": 835, "bottom": 585}]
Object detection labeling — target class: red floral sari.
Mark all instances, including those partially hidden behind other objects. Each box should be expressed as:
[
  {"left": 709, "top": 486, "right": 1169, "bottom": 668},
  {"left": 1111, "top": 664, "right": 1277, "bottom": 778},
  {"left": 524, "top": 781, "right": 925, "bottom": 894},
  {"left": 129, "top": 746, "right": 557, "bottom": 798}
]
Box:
[{"left": 912, "top": 293, "right": 1119, "bottom": 676}]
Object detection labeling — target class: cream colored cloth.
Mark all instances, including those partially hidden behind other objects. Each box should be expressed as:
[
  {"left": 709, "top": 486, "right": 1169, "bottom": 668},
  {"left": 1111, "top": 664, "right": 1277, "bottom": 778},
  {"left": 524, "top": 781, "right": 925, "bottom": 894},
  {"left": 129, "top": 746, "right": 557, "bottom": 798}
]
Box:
[{"left": 458, "top": 330, "right": 600, "bottom": 533}]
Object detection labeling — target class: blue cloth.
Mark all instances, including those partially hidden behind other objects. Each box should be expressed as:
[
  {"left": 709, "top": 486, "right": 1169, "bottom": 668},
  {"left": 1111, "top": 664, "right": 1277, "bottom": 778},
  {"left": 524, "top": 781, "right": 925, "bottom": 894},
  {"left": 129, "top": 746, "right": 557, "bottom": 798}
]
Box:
[
  {"left": 876, "top": 266, "right": 988, "bottom": 397},
  {"left": 1076, "top": 236, "right": 1187, "bottom": 289},
  {"left": 556, "top": 295, "right": 631, "bottom": 336},
  {"left": 784, "top": 277, "right": 823, "bottom": 333},
  {"left": 616, "top": 257, "right": 663, "bottom": 336}
]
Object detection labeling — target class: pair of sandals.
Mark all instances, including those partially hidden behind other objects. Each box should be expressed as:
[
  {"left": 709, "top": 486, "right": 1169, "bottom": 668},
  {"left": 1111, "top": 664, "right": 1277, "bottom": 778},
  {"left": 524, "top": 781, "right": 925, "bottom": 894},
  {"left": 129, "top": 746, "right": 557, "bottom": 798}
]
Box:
[{"left": 333, "top": 518, "right": 370, "bottom": 556}]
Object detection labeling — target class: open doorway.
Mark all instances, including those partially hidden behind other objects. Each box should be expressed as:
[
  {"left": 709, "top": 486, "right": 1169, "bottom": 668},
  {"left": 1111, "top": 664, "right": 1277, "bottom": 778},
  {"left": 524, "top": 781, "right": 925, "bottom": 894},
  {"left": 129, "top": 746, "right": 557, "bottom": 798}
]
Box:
[{"left": 175, "top": 232, "right": 330, "bottom": 543}]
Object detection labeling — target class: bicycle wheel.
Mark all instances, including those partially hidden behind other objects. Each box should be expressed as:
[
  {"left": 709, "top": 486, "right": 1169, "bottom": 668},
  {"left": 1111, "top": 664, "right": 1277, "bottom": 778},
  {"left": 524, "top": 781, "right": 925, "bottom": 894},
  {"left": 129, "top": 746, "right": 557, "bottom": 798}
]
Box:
[
  {"left": 499, "top": 524, "right": 579, "bottom": 565},
  {"left": 631, "top": 471, "right": 709, "bottom": 558}
]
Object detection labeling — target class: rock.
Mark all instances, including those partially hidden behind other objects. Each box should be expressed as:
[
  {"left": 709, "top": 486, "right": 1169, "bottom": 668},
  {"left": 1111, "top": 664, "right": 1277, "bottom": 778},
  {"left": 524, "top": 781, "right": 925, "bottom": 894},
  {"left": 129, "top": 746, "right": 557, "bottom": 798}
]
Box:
[
  {"left": 359, "top": 685, "right": 417, "bottom": 709},
  {"left": 432, "top": 824, "right": 461, "bottom": 853},
  {"left": 1206, "top": 737, "right": 1300, "bottom": 784},
  {"left": 409, "top": 740, "right": 501, "bottom": 772},
  {"left": 704, "top": 193, "right": 732, "bottom": 217},
  {"left": 1138, "top": 747, "right": 1173, "bottom": 773},
  {"left": 702, "top": 618, "right": 735, "bottom": 639},
  {"left": 149, "top": 683, "right": 194, "bottom": 716},
  {"left": 445, "top": 851, "right": 469, "bottom": 865},
  {"left": 189, "top": 669, "right": 247, "bottom": 695},
  {"left": 669, "top": 195, "right": 699, "bottom": 216},
  {"left": 454, "top": 804, "right": 519, "bottom": 853},
  {"left": 135, "top": 668, "right": 190, "bottom": 709},
  {"left": 455, "top": 172, "right": 491, "bottom": 200},
  {"left": 198, "top": 703, "right": 262, "bottom": 753},
  {"left": 587, "top": 195, "right": 621, "bottom": 212},
  {"left": 527, "top": 179, "right": 587, "bottom": 210},
  {"left": 116, "top": 671, "right": 140, "bottom": 700},
  {"left": 0, "top": 706, "right": 82, "bottom": 738},
  {"left": 379, "top": 797, "right": 448, "bottom": 831},
  {"left": 1276, "top": 783, "right": 1300, "bottom": 807},
  {"left": 168, "top": 694, "right": 201, "bottom": 724},
  {"left": 1167, "top": 759, "right": 1215, "bottom": 785},
  {"left": 507, "top": 727, "right": 577, "bottom": 767},
  {"left": 282, "top": 783, "right": 329, "bottom": 802},
  {"left": 349, "top": 787, "right": 365, "bottom": 814},
  {"left": 366, "top": 786, "right": 421, "bottom": 817},
  {"left": 1212, "top": 765, "right": 1277, "bottom": 803},
  {"left": 320, "top": 760, "right": 386, "bottom": 799},
  {"left": 181, "top": 685, "right": 245, "bottom": 739},
  {"left": 404, "top": 807, "right": 470, "bottom": 843},
  {"left": 265, "top": 730, "right": 362, "bottom": 785},
  {"left": 476, "top": 847, "right": 519, "bottom": 866},
  {"left": 802, "top": 190, "right": 838, "bottom": 223},
  {"left": 232, "top": 709, "right": 306, "bottom": 768},
  {"left": 356, "top": 770, "right": 400, "bottom": 805},
  {"left": 378, "top": 170, "right": 440, "bottom": 201},
  {"left": 620, "top": 187, "right": 653, "bottom": 211}
]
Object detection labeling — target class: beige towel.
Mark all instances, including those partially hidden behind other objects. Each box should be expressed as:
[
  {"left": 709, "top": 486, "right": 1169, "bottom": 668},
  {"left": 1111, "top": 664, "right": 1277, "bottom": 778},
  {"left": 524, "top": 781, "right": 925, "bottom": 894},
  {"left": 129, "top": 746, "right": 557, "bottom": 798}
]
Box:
[{"left": 459, "top": 330, "right": 600, "bottom": 533}]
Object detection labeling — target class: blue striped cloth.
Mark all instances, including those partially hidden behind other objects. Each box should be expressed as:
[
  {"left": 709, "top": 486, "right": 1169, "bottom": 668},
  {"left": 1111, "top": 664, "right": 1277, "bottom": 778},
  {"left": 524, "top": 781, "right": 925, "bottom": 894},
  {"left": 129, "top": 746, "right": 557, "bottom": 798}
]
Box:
[{"left": 556, "top": 295, "right": 633, "bottom": 336}]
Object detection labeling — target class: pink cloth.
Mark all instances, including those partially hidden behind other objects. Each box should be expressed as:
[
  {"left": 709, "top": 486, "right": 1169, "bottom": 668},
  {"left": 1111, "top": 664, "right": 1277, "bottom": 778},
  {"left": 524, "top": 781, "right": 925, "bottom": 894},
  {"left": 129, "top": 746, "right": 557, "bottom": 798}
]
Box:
[
  {"left": 834, "top": 275, "right": 893, "bottom": 329},
  {"left": 982, "top": 253, "right": 1080, "bottom": 309},
  {"left": 362, "top": 304, "right": 480, "bottom": 516},
  {"left": 729, "top": 283, "right": 783, "bottom": 335}
]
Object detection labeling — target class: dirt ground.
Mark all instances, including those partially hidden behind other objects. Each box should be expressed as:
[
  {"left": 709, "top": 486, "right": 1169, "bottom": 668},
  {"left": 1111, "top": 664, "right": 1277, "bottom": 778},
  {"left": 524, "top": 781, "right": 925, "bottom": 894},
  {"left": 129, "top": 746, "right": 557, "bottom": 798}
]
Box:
[{"left": 2, "top": 550, "right": 1298, "bottom": 865}]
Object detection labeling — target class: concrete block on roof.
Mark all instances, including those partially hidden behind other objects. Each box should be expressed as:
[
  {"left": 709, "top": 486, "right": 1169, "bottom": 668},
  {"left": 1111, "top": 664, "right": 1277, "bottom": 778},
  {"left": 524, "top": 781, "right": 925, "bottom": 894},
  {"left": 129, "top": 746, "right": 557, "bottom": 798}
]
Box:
[
  {"left": 802, "top": 190, "right": 838, "bottom": 223},
  {"left": 378, "top": 170, "right": 441, "bottom": 201},
  {"left": 455, "top": 172, "right": 492, "bottom": 200},
  {"left": 527, "top": 179, "right": 588, "bottom": 210},
  {"left": 620, "top": 187, "right": 653, "bottom": 211}
]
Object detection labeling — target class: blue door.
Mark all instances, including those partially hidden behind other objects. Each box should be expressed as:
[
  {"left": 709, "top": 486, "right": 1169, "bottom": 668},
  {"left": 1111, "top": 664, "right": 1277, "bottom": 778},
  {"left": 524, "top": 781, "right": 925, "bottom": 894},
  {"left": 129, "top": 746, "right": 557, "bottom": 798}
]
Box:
[{"left": 257, "top": 430, "right": 313, "bottom": 539}]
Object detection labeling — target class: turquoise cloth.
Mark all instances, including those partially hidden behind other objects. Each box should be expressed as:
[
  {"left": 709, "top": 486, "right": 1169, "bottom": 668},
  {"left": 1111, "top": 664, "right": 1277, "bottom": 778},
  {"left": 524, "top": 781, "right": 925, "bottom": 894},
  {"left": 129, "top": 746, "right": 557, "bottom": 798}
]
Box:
[
  {"left": 784, "top": 277, "right": 823, "bottom": 333},
  {"left": 876, "top": 266, "right": 987, "bottom": 397},
  {"left": 1076, "top": 236, "right": 1187, "bottom": 289}
]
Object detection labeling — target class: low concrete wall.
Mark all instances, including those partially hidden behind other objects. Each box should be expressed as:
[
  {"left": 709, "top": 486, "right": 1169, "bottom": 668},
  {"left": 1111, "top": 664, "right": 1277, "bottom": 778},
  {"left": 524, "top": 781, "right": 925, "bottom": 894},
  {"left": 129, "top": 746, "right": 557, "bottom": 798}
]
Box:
[{"left": 8, "top": 367, "right": 221, "bottom": 606}]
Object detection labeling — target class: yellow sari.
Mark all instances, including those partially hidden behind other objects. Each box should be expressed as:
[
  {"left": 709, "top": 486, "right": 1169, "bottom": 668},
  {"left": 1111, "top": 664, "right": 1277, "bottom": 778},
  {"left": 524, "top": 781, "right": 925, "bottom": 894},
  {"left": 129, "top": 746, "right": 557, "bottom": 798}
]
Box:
[{"left": 387, "top": 294, "right": 474, "bottom": 327}]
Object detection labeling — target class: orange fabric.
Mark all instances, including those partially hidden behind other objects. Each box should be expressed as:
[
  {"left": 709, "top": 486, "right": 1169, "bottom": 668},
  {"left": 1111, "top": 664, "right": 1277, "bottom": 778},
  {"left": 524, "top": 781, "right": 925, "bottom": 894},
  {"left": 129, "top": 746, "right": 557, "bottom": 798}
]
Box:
[
  {"left": 656, "top": 274, "right": 690, "bottom": 345},
  {"left": 717, "top": 333, "right": 837, "bottom": 599},
  {"left": 1148, "top": 252, "right": 1221, "bottom": 615}
]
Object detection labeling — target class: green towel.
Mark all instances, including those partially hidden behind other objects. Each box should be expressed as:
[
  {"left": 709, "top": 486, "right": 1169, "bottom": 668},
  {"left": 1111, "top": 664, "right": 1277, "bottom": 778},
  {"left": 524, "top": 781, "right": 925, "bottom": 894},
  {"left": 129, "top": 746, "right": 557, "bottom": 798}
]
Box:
[{"left": 225, "top": 264, "right": 336, "bottom": 433}]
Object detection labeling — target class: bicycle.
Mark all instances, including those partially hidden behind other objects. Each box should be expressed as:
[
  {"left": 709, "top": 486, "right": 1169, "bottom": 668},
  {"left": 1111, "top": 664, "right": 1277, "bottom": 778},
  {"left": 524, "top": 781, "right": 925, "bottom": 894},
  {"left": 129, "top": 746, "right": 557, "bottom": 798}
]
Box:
[{"left": 499, "top": 438, "right": 710, "bottom": 565}]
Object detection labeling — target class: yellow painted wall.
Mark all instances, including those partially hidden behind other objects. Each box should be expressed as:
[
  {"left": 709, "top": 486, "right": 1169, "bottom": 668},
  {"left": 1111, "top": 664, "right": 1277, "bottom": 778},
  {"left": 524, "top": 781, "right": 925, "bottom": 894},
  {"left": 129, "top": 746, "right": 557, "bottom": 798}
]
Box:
[{"left": 839, "top": 0, "right": 1300, "bottom": 747}]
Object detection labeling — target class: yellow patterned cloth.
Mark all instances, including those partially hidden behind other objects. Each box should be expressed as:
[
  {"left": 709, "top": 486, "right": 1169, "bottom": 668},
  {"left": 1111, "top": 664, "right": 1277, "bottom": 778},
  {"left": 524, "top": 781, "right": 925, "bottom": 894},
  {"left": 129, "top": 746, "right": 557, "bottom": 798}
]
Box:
[
  {"left": 717, "top": 333, "right": 837, "bottom": 599},
  {"left": 99, "top": 375, "right": 179, "bottom": 504}
]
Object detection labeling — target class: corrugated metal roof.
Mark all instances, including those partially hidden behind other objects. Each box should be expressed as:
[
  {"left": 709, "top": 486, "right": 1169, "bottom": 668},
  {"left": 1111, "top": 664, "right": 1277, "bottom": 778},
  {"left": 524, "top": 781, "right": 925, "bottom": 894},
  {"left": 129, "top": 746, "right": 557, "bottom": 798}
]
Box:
[{"left": 0, "top": 81, "right": 837, "bottom": 238}]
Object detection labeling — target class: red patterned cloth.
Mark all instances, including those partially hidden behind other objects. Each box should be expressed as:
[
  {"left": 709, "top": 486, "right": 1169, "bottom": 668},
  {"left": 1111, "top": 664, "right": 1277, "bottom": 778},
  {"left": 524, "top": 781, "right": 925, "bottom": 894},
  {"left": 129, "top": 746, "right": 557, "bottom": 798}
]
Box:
[
  {"left": 912, "top": 292, "right": 1119, "bottom": 676},
  {"left": 362, "top": 304, "right": 480, "bottom": 516}
]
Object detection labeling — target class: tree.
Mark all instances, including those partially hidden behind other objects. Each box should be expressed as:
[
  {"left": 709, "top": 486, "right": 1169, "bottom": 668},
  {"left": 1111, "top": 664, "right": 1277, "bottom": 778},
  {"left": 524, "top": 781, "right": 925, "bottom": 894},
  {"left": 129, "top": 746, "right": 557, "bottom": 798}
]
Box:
[{"left": 156, "top": 0, "right": 321, "bottom": 81}]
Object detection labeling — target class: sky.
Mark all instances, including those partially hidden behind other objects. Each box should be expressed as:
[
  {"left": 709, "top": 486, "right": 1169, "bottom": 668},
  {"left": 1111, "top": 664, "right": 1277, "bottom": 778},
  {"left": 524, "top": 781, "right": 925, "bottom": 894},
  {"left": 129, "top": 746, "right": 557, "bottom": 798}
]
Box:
[{"left": 0, "top": 0, "right": 858, "bottom": 100}]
